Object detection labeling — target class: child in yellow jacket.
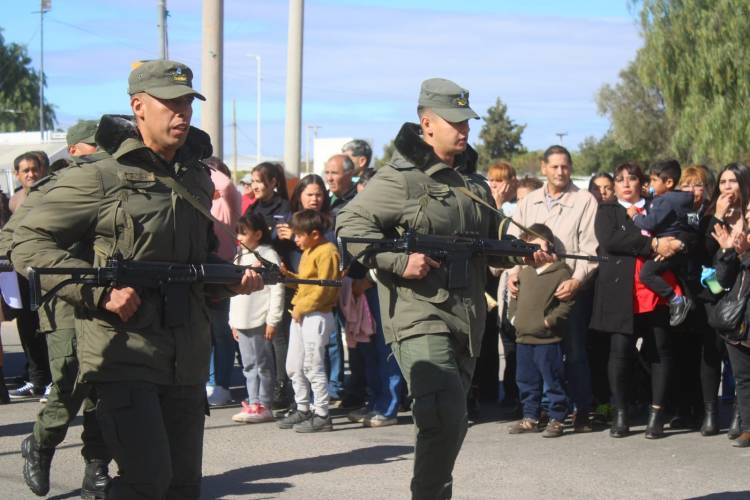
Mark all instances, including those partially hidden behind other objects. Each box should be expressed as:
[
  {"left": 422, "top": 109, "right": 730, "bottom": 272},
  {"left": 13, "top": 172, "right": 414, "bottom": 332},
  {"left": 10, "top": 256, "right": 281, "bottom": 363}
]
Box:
[{"left": 277, "top": 209, "right": 341, "bottom": 433}]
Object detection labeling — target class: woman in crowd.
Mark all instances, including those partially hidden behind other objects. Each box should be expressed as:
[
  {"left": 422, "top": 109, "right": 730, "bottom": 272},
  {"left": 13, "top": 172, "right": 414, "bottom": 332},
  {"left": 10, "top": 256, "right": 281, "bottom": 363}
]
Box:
[
  {"left": 244, "top": 162, "right": 295, "bottom": 411},
  {"left": 589, "top": 172, "right": 615, "bottom": 203},
  {"left": 710, "top": 178, "right": 750, "bottom": 447},
  {"left": 205, "top": 158, "right": 242, "bottom": 406},
  {"left": 700, "top": 163, "right": 750, "bottom": 437},
  {"left": 487, "top": 161, "right": 518, "bottom": 215},
  {"left": 590, "top": 162, "right": 683, "bottom": 438}
]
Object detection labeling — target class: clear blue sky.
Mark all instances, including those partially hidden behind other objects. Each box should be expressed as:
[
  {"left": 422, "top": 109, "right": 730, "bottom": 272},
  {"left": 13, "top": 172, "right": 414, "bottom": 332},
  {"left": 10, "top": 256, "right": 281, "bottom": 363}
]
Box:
[{"left": 2, "top": 0, "right": 642, "bottom": 162}]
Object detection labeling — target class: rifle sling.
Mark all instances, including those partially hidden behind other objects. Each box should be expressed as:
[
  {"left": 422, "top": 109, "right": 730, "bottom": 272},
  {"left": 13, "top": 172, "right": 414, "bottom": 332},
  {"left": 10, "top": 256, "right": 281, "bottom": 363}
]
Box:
[{"left": 455, "top": 186, "right": 553, "bottom": 245}]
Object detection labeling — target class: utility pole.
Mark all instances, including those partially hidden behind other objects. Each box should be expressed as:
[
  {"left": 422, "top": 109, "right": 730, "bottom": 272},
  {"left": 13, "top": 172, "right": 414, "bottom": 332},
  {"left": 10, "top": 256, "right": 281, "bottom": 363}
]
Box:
[
  {"left": 202, "top": 0, "right": 224, "bottom": 158},
  {"left": 39, "top": 0, "right": 51, "bottom": 141},
  {"left": 305, "top": 124, "right": 320, "bottom": 173},
  {"left": 555, "top": 131, "right": 568, "bottom": 145},
  {"left": 247, "top": 54, "right": 262, "bottom": 166},
  {"left": 232, "top": 99, "right": 238, "bottom": 181},
  {"left": 158, "top": 0, "right": 168, "bottom": 59},
  {"left": 283, "top": 0, "right": 304, "bottom": 176}
]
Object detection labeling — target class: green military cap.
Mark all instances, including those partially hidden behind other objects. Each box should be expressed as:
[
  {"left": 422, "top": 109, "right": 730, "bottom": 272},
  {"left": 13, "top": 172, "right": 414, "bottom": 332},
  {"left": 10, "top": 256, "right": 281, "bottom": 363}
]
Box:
[
  {"left": 418, "top": 78, "right": 479, "bottom": 123},
  {"left": 66, "top": 119, "right": 98, "bottom": 146},
  {"left": 128, "top": 59, "right": 206, "bottom": 101}
]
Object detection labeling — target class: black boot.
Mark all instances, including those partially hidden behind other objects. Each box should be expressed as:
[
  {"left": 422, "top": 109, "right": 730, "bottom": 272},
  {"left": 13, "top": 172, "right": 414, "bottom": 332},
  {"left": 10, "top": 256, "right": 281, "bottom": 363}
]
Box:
[
  {"left": 644, "top": 405, "right": 665, "bottom": 439},
  {"left": 0, "top": 366, "right": 9, "bottom": 404},
  {"left": 271, "top": 381, "right": 290, "bottom": 411},
  {"left": 700, "top": 400, "right": 719, "bottom": 436},
  {"left": 610, "top": 408, "right": 629, "bottom": 438},
  {"left": 81, "top": 459, "right": 110, "bottom": 499},
  {"left": 21, "top": 435, "right": 54, "bottom": 496},
  {"left": 728, "top": 403, "right": 742, "bottom": 440}
]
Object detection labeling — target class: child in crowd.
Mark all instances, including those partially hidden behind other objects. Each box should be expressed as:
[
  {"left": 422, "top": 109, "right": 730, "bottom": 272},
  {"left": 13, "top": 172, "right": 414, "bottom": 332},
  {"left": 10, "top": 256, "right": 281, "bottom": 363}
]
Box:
[
  {"left": 229, "top": 213, "right": 285, "bottom": 423},
  {"left": 507, "top": 223, "right": 574, "bottom": 438},
  {"left": 278, "top": 209, "right": 341, "bottom": 433},
  {"left": 626, "top": 160, "right": 695, "bottom": 326}
]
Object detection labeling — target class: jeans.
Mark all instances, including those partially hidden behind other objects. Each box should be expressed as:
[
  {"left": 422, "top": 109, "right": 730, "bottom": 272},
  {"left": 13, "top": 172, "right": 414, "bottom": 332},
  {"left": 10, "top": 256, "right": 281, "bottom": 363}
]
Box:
[
  {"left": 563, "top": 291, "right": 593, "bottom": 414},
  {"left": 365, "top": 287, "right": 403, "bottom": 417},
  {"left": 326, "top": 310, "right": 345, "bottom": 398},
  {"left": 208, "top": 300, "right": 235, "bottom": 389},
  {"left": 236, "top": 326, "right": 274, "bottom": 407},
  {"left": 287, "top": 312, "right": 333, "bottom": 416},
  {"left": 516, "top": 343, "right": 567, "bottom": 422}
]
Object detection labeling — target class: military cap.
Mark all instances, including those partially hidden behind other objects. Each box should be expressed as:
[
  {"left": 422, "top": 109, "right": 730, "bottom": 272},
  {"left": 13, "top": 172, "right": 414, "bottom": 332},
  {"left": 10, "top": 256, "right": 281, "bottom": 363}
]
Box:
[
  {"left": 128, "top": 59, "right": 206, "bottom": 101},
  {"left": 66, "top": 119, "right": 98, "bottom": 146},
  {"left": 418, "top": 78, "right": 479, "bottom": 123}
]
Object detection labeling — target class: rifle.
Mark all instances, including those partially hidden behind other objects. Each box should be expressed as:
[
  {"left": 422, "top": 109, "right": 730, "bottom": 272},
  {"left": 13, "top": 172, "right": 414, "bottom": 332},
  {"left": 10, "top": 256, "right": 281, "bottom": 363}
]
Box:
[
  {"left": 26, "top": 255, "right": 341, "bottom": 317},
  {"left": 337, "top": 229, "right": 607, "bottom": 290}
]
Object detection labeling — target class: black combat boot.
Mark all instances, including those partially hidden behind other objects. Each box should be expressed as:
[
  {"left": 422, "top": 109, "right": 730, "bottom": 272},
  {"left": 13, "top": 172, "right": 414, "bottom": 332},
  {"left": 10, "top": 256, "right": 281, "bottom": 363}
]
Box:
[
  {"left": 81, "top": 459, "right": 110, "bottom": 499},
  {"left": 728, "top": 403, "right": 742, "bottom": 440},
  {"left": 0, "top": 366, "right": 9, "bottom": 404},
  {"left": 21, "top": 435, "right": 54, "bottom": 496},
  {"left": 700, "top": 400, "right": 719, "bottom": 436},
  {"left": 609, "top": 408, "right": 629, "bottom": 438},
  {"left": 644, "top": 405, "right": 665, "bottom": 439}
]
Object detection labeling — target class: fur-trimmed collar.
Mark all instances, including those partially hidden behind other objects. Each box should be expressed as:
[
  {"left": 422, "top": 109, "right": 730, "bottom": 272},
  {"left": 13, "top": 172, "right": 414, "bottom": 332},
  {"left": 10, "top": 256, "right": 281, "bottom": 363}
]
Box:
[
  {"left": 95, "top": 114, "right": 213, "bottom": 162},
  {"left": 392, "top": 122, "right": 478, "bottom": 174}
]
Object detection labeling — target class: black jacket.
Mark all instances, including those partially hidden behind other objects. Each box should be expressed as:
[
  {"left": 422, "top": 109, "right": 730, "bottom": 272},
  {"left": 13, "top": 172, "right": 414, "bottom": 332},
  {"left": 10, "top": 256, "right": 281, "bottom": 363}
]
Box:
[
  {"left": 589, "top": 201, "right": 653, "bottom": 335},
  {"left": 632, "top": 190, "right": 694, "bottom": 237}
]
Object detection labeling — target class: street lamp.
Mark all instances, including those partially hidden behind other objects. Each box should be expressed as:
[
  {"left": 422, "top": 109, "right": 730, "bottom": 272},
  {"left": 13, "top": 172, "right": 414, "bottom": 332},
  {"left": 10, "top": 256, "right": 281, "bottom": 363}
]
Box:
[{"left": 246, "top": 54, "right": 262, "bottom": 166}]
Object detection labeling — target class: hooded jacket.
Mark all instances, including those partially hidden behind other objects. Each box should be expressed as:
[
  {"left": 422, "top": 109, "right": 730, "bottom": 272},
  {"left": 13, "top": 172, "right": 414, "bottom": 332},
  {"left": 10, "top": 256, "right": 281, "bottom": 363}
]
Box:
[
  {"left": 336, "top": 123, "right": 517, "bottom": 355},
  {"left": 11, "top": 114, "right": 225, "bottom": 385}
]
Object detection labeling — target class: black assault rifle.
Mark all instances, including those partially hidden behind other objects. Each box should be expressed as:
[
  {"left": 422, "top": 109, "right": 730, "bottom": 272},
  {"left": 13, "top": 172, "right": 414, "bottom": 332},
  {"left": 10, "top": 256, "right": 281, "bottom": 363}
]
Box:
[
  {"left": 26, "top": 255, "right": 341, "bottom": 317},
  {"left": 337, "top": 229, "right": 607, "bottom": 290}
]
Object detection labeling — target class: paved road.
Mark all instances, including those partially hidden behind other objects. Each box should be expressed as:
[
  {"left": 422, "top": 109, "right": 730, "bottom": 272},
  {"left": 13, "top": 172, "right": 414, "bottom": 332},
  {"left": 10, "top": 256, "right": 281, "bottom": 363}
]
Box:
[{"left": 0, "top": 322, "right": 748, "bottom": 500}]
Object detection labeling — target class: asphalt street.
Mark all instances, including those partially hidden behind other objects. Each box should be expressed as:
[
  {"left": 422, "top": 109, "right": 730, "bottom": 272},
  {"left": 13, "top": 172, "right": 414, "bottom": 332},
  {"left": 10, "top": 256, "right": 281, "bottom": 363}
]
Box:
[{"left": 0, "top": 321, "right": 748, "bottom": 500}]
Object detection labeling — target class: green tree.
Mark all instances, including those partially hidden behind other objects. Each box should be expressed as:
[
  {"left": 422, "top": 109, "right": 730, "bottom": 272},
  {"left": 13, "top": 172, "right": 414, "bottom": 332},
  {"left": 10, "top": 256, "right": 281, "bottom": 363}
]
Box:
[
  {"left": 374, "top": 139, "right": 396, "bottom": 169},
  {"left": 573, "top": 133, "right": 637, "bottom": 176},
  {"left": 0, "top": 29, "right": 56, "bottom": 132},
  {"left": 637, "top": 0, "right": 750, "bottom": 165},
  {"left": 596, "top": 59, "right": 673, "bottom": 161},
  {"left": 475, "top": 98, "right": 526, "bottom": 170}
]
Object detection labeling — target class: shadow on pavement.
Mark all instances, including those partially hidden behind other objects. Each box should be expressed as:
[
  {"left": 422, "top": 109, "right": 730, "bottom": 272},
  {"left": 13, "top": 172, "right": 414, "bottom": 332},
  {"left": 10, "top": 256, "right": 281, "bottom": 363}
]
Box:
[
  {"left": 202, "top": 444, "right": 411, "bottom": 498},
  {"left": 686, "top": 493, "right": 750, "bottom": 499},
  {"left": 48, "top": 490, "right": 82, "bottom": 500}
]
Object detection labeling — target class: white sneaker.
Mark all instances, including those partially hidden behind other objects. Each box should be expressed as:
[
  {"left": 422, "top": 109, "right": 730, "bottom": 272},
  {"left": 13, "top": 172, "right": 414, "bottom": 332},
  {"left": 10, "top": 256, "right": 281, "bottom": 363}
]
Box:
[
  {"left": 205, "top": 384, "right": 216, "bottom": 398},
  {"left": 39, "top": 384, "right": 52, "bottom": 404},
  {"left": 207, "top": 385, "right": 231, "bottom": 406},
  {"left": 245, "top": 403, "right": 275, "bottom": 424}
]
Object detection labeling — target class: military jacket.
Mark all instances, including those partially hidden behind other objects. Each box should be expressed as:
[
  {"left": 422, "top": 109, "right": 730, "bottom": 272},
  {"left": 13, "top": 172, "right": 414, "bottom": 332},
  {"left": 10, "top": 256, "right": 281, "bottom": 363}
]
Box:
[
  {"left": 11, "top": 115, "right": 223, "bottom": 385},
  {"left": 336, "top": 123, "right": 515, "bottom": 356}
]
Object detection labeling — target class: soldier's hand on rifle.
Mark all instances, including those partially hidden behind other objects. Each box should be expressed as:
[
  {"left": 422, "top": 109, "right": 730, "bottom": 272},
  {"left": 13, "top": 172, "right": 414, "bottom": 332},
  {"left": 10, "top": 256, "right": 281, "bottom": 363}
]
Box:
[
  {"left": 402, "top": 253, "right": 440, "bottom": 279},
  {"left": 229, "top": 268, "right": 264, "bottom": 295},
  {"left": 102, "top": 287, "right": 141, "bottom": 322}
]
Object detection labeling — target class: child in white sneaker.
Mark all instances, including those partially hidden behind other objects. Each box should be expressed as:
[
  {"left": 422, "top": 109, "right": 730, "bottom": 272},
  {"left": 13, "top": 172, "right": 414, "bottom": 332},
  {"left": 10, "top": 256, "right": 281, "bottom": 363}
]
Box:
[{"left": 230, "top": 213, "right": 285, "bottom": 423}]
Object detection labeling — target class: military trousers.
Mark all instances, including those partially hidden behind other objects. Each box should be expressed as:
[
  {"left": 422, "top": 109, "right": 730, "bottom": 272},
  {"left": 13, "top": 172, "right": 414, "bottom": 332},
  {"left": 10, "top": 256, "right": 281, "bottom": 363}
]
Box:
[
  {"left": 391, "top": 332, "right": 476, "bottom": 500},
  {"left": 95, "top": 381, "right": 206, "bottom": 500},
  {"left": 33, "top": 328, "right": 109, "bottom": 461}
]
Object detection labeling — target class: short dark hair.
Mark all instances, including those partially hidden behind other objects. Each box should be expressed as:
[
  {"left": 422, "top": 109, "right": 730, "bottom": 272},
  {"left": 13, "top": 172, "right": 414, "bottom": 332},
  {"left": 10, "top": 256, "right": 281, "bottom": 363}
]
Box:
[
  {"left": 517, "top": 176, "right": 543, "bottom": 192},
  {"left": 542, "top": 145, "right": 572, "bottom": 164},
  {"left": 614, "top": 161, "right": 647, "bottom": 184},
  {"left": 649, "top": 159, "right": 681, "bottom": 184},
  {"left": 290, "top": 209, "right": 330, "bottom": 235},
  {"left": 342, "top": 139, "right": 372, "bottom": 167},
  {"left": 521, "top": 223, "right": 555, "bottom": 249},
  {"left": 29, "top": 151, "right": 49, "bottom": 172},
  {"left": 13, "top": 152, "right": 41, "bottom": 173},
  {"left": 236, "top": 213, "right": 271, "bottom": 245}
]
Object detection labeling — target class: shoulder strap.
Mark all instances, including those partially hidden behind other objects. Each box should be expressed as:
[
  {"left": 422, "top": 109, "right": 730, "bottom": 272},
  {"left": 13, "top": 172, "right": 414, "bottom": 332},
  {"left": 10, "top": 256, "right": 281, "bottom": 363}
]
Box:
[{"left": 456, "top": 186, "right": 552, "bottom": 244}]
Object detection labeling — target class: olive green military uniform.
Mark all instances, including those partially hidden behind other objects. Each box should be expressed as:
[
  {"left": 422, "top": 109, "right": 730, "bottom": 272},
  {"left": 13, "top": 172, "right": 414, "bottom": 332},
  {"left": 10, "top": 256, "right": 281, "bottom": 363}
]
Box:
[
  {"left": 12, "top": 61, "right": 225, "bottom": 500},
  {"left": 1, "top": 161, "right": 109, "bottom": 464},
  {"left": 336, "top": 79, "right": 517, "bottom": 500}
]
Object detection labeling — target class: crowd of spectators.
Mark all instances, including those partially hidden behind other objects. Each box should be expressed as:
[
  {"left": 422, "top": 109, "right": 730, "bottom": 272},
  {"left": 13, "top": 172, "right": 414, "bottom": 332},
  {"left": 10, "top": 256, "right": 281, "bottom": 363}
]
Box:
[{"left": 3, "top": 138, "right": 750, "bottom": 449}]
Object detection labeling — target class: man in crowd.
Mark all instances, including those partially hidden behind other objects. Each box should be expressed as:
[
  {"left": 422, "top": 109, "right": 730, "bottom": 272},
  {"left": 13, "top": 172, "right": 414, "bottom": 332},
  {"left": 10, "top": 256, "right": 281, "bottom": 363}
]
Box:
[
  {"left": 10, "top": 153, "right": 42, "bottom": 214},
  {"left": 325, "top": 153, "right": 357, "bottom": 217},
  {"left": 3, "top": 120, "right": 112, "bottom": 497},
  {"left": 337, "top": 78, "right": 548, "bottom": 499},
  {"left": 508, "top": 145, "right": 599, "bottom": 431},
  {"left": 342, "top": 139, "right": 372, "bottom": 178},
  {"left": 12, "top": 59, "right": 262, "bottom": 499}
]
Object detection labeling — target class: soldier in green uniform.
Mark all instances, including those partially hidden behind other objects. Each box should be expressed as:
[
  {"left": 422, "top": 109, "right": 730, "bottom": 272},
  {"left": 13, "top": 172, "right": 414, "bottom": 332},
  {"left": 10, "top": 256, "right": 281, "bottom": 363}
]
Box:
[
  {"left": 0, "top": 120, "right": 113, "bottom": 498},
  {"left": 11, "top": 60, "right": 263, "bottom": 499},
  {"left": 336, "top": 78, "right": 549, "bottom": 500}
]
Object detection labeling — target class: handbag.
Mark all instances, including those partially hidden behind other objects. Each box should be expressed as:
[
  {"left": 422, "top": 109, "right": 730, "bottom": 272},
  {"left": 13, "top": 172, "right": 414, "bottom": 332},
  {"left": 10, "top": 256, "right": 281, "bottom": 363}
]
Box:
[{"left": 707, "top": 268, "right": 750, "bottom": 342}]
